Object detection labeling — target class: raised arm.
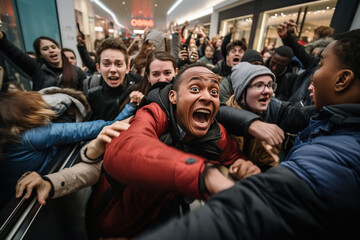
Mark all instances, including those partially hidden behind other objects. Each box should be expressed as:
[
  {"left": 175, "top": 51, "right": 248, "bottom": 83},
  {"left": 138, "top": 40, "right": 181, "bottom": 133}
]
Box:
[
  {"left": 76, "top": 32, "right": 97, "bottom": 73},
  {"left": 0, "top": 31, "right": 38, "bottom": 77},
  {"left": 277, "top": 20, "right": 318, "bottom": 70}
]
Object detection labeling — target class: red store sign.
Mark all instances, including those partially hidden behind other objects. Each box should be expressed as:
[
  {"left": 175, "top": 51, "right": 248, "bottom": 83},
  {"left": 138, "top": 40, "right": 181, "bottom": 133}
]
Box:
[{"left": 130, "top": 19, "right": 154, "bottom": 27}]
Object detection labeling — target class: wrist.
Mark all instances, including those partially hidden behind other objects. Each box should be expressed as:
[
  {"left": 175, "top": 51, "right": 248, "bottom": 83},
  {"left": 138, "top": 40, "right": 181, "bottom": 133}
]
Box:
[
  {"left": 41, "top": 176, "right": 54, "bottom": 198},
  {"left": 204, "top": 167, "right": 234, "bottom": 195}
]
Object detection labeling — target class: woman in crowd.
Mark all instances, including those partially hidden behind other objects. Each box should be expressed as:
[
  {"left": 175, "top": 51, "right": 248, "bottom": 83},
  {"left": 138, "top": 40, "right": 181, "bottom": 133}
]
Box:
[
  {"left": 62, "top": 48, "right": 77, "bottom": 66},
  {"left": 0, "top": 31, "right": 87, "bottom": 91},
  {"left": 121, "top": 51, "right": 178, "bottom": 115},
  {"left": 198, "top": 44, "right": 215, "bottom": 67},
  {"left": 0, "top": 91, "right": 129, "bottom": 209},
  {"left": 221, "top": 62, "right": 315, "bottom": 170}
]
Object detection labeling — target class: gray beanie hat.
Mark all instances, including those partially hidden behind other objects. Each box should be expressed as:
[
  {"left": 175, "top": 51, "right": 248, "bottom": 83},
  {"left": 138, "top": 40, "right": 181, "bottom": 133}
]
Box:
[
  {"left": 231, "top": 62, "right": 275, "bottom": 101},
  {"left": 144, "top": 30, "right": 165, "bottom": 52}
]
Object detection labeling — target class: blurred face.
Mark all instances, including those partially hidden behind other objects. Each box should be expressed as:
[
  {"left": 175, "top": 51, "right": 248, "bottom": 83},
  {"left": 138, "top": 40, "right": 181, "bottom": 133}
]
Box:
[
  {"left": 268, "top": 42, "right": 275, "bottom": 50},
  {"left": 263, "top": 52, "right": 271, "bottom": 63},
  {"left": 226, "top": 46, "right": 244, "bottom": 67},
  {"left": 205, "top": 46, "right": 214, "bottom": 59},
  {"left": 148, "top": 59, "right": 177, "bottom": 85},
  {"left": 144, "top": 41, "right": 154, "bottom": 55},
  {"left": 63, "top": 51, "right": 77, "bottom": 66},
  {"left": 39, "top": 39, "right": 62, "bottom": 67},
  {"left": 312, "top": 41, "right": 342, "bottom": 110},
  {"left": 269, "top": 53, "right": 290, "bottom": 76},
  {"left": 215, "top": 39, "right": 222, "bottom": 48},
  {"left": 169, "top": 67, "right": 220, "bottom": 141},
  {"left": 96, "top": 49, "right": 129, "bottom": 88},
  {"left": 243, "top": 75, "right": 274, "bottom": 114}
]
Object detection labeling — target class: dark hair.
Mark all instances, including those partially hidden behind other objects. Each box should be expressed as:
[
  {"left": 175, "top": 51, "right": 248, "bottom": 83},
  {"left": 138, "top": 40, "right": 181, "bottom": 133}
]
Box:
[
  {"left": 205, "top": 44, "right": 215, "bottom": 52},
  {"left": 33, "top": 36, "right": 76, "bottom": 88},
  {"left": 89, "top": 51, "right": 96, "bottom": 58},
  {"left": 274, "top": 46, "right": 294, "bottom": 60},
  {"left": 173, "top": 63, "right": 213, "bottom": 91},
  {"left": 314, "top": 26, "right": 334, "bottom": 39},
  {"left": 121, "top": 52, "right": 177, "bottom": 111},
  {"left": 333, "top": 29, "right": 360, "bottom": 80},
  {"left": 226, "top": 40, "right": 247, "bottom": 56},
  {"left": 96, "top": 38, "right": 128, "bottom": 66},
  {"left": 62, "top": 48, "right": 76, "bottom": 59},
  {"left": 137, "top": 51, "right": 176, "bottom": 94}
]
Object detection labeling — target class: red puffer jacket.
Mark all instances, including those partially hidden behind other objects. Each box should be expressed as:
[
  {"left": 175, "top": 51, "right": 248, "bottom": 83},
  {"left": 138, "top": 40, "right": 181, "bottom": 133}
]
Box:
[{"left": 87, "top": 102, "right": 246, "bottom": 238}]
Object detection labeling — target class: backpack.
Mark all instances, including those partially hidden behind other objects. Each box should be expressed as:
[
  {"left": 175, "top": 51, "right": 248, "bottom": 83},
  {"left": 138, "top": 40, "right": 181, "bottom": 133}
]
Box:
[{"left": 82, "top": 72, "right": 102, "bottom": 98}]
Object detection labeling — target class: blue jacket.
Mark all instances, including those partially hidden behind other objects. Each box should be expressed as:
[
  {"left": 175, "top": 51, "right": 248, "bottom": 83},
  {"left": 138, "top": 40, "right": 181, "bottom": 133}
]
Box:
[
  {"left": 0, "top": 111, "right": 128, "bottom": 209},
  {"left": 281, "top": 104, "right": 360, "bottom": 214}
]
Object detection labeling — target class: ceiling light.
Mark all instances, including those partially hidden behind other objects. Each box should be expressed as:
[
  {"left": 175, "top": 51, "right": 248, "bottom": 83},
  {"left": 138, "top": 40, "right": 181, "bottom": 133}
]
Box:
[
  {"left": 167, "top": 0, "right": 183, "bottom": 15},
  {"left": 91, "top": 0, "right": 124, "bottom": 28}
]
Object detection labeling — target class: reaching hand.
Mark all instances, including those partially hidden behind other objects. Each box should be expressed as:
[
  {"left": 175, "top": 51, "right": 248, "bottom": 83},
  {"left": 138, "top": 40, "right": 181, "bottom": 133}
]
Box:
[
  {"left": 77, "top": 32, "right": 85, "bottom": 45},
  {"left": 86, "top": 121, "right": 130, "bottom": 159},
  {"left": 0, "top": 31, "right": 3, "bottom": 39},
  {"left": 248, "top": 120, "right": 285, "bottom": 146},
  {"left": 16, "top": 172, "right": 52, "bottom": 205},
  {"left": 228, "top": 159, "right": 261, "bottom": 179},
  {"left": 129, "top": 91, "right": 144, "bottom": 105},
  {"left": 277, "top": 20, "right": 297, "bottom": 38}
]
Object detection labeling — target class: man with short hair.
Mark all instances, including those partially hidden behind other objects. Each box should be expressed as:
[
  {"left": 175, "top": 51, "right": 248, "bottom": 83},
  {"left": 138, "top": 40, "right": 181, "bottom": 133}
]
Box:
[
  {"left": 87, "top": 63, "right": 260, "bottom": 238},
  {"left": 213, "top": 40, "right": 247, "bottom": 78},
  {"left": 265, "top": 45, "right": 299, "bottom": 100},
  {"left": 85, "top": 38, "right": 141, "bottom": 120},
  {"left": 136, "top": 29, "right": 360, "bottom": 240}
]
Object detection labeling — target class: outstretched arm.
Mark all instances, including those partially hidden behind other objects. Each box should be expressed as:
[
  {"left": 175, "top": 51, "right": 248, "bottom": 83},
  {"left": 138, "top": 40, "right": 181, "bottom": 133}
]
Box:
[{"left": 15, "top": 121, "right": 130, "bottom": 204}]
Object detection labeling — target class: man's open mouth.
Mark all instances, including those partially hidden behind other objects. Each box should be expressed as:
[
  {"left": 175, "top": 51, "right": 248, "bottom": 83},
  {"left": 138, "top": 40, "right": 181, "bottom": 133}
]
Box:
[
  {"left": 193, "top": 109, "right": 211, "bottom": 127},
  {"left": 233, "top": 57, "right": 240, "bottom": 63}
]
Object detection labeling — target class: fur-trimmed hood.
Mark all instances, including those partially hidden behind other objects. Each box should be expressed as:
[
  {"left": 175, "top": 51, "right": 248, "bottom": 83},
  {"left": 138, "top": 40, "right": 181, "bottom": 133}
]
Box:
[{"left": 39, "top": 87, "right": 91, "bottom": 122}]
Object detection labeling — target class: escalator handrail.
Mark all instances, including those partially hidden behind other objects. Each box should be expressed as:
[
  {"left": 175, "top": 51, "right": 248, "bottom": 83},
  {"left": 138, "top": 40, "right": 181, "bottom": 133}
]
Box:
[{"left": 0, "top": 142, "right": 84, "bottom": 239}]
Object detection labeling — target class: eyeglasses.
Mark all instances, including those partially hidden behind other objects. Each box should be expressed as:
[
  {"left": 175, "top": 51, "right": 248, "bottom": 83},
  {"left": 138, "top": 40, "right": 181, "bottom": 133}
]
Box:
[{"left": 248, "top": 82, "right": 277, "bottom": 92}]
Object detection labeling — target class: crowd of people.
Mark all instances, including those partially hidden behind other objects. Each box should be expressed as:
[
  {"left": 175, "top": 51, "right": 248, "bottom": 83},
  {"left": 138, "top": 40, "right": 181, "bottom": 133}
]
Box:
[{"left": 0, "top": 18, "right": 359, "bottom": 239}]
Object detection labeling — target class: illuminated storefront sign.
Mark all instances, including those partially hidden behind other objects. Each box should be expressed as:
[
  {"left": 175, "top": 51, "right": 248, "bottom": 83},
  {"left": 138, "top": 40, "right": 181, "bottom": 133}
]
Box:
[{"left": 130, "top": 19, "right": 154, "bottom": 27}]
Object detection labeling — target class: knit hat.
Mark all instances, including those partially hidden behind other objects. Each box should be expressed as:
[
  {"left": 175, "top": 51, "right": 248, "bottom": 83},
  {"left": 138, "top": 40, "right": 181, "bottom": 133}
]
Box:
[
  {"left": 241, "top": 49, "right": 264, "bottom": 64},
  {"left": 231, "top": 62, "right": 276, "bottom": 101},
  {"left": 274, "top": 46, "right": 294, "bottom": 59},
  {"left": 144, "top": 30, "right": 165, "bottom": 52}
]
